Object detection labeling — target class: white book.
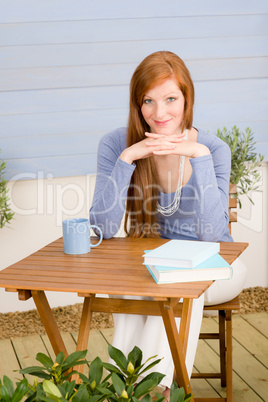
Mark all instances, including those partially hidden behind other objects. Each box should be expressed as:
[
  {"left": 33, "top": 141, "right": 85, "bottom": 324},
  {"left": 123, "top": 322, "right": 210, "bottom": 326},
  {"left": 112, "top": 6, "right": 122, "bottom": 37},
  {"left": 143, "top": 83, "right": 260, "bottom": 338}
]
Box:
[
  {"left": 145, "top": 253, "right": 232, "bottom": 284},
  {"left": 143, "top": 239, "right": 220, "bottom": 269}
]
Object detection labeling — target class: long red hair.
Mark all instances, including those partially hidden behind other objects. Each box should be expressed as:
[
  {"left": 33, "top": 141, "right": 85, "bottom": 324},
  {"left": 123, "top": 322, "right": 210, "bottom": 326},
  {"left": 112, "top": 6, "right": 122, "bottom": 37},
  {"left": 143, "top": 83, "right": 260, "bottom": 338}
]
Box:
[{"left": 124, "top": 51, "right": 195, "bottom": 238}]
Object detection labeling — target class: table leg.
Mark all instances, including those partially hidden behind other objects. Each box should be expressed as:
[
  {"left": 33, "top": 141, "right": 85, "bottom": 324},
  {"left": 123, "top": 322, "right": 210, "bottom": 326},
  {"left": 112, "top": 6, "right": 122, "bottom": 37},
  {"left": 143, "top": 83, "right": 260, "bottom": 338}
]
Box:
[
  {"left": 179, "top": 298, "right": 193, "bottom": 357},
  {"left": 76, "top": 295, "right": 94, "bottom": 351},
  {"left": 31, "top": 290, "right": 68, "bottom": 357},
  {"left": 159, "top": 298, "right": 193, "bottom": 398},
  {"left": 74, "top": 295, "right": 94, "bottom": 375}
]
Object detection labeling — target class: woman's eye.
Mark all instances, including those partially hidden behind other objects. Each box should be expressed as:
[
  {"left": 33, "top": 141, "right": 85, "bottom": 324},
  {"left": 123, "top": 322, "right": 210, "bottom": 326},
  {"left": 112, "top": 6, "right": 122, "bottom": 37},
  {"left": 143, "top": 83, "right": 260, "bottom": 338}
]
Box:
[
  {"left": 167, "top": 97, "right": 176, "bottom": 102},
  {"left": 143, "top": 99, "right": 152, "bottom": 104}
]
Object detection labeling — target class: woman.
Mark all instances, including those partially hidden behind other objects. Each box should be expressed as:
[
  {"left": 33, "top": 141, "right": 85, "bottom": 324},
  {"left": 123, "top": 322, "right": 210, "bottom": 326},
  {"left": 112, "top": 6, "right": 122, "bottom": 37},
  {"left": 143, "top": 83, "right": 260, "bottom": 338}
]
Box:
[{"left": 90, "top": 51, "right": 247, "bottom": 395}]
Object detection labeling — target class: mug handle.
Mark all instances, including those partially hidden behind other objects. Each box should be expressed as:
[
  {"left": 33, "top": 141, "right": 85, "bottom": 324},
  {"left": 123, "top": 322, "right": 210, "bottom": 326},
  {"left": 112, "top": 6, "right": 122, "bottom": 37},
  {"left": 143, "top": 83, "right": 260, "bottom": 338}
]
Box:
[{"left": 89, "top": 224, "right": 103, "bottom": 247}]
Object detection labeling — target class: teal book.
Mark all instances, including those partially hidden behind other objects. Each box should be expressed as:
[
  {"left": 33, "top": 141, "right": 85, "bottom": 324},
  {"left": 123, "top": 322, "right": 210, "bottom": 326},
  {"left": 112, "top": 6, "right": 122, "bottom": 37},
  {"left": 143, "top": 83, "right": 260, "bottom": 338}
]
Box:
[
  {"left": 145, "top": 253, "right": 232, "bottom": 284},
  {"left": 143, "top": 239, "right": 220, "bottom": 269}
]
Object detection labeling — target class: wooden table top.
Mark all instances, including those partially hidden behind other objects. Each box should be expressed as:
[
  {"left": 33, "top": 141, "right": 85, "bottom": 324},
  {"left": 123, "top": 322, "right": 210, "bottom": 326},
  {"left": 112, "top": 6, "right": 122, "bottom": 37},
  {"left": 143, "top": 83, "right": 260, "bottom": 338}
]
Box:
[{"left": 0, "top": 237, "right": 248, "bottom": 299}]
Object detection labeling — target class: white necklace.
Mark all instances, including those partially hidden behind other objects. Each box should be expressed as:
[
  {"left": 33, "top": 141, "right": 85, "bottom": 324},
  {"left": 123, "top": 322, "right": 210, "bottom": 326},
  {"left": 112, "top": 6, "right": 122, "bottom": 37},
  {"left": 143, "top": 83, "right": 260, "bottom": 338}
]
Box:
[{"left": 156, "top": 130, "right": 188, "bottom": 216}]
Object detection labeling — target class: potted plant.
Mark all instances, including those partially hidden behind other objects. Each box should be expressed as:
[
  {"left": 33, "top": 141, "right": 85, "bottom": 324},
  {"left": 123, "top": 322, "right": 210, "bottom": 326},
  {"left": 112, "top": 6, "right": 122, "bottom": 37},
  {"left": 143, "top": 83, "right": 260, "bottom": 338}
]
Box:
[
  {"left": 0, "top": 151, "right": 14, "bottom": 228},
  {"left": 216, "top": 126, "right": 264, "bottom": 208},
  {"left": 0, "top": 346, "right": 192, "bottom": 402}
]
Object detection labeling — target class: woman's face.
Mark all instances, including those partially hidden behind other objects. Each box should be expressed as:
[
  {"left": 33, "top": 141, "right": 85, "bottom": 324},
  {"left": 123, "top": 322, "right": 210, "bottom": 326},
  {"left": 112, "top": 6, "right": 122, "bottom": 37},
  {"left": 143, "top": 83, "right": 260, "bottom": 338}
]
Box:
[{"left": 141, "top": 78, "right": 185, "bottom": 135}]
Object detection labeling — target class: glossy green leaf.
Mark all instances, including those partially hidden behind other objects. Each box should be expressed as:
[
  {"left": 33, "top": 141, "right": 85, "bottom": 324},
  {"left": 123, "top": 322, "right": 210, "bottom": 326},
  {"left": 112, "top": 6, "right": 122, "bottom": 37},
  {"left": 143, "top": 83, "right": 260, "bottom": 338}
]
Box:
[
  {"left": 42, "top": 380, "right": 62, "bottom": 398},
  {"left": 55, "top": 352, "right": 65, "bottom": 365},
  {"left": 183, "top": 394, "right": 192, "bottom": 402},
  {"left": 134, "top": 379, "right": 159, "bottom": 398},
  {"left": 170, "top": 386, "right": 185, "bottom": 402},
  {"left": 108, "top": 345, "right": 128, "bottom": 371},
  {"left": 86, "top": 395, "right": 105, "bottom": 402},
  {"left": 35, "top": 353, "right": 54, "bottom": 369},
  {"left": 96, "top": 386, "right": 114, "bottom": 396},
  {"left": 19, "top": 366, "right": 47, "bottom": 374},
  {"left": 63, "top": 350, "right": 87, "bottom": 367},
  {"left": 102, "top": 362, "right": 122, "bottom": 375},
  {"left": 111, "top": 373, "right": 125, "bottom": 396},
  {"left": 127, "top": 346, "right": 142, "bottom": 368},
  {"left": 140, "top": 394, "right": 152, "bottom": 402},
  {"left": 154, "top": 393, "right": 165, "bottom": 402},
  {"left": 21, "top": 369, "right": 51, "bottom": 380},
  {"left": 138, "top": 372, "right": 165, "bottom": 387},
  {"left": 71, "top": 387, "right": 90, "bottom": 402},
  {"left": 88, "top": 357, "right": 103, "bottom": 385},
  {"left": 138, "top": 359, "right": 162, "bottom": 376},
  {"left": 0, "top": 385, "right": 10, "bottom": 402},
  {"left": 11, "top": 379, "right": 29, "bottom": 402},
  {"left": 3, "top": 376, "right": 14, "bottom": 397},
  {"left": 37, "top": 397, "right": 59, "bottom": 402},
  {"left": 24, "top": 391, "right": 38, "bottom": 402}
]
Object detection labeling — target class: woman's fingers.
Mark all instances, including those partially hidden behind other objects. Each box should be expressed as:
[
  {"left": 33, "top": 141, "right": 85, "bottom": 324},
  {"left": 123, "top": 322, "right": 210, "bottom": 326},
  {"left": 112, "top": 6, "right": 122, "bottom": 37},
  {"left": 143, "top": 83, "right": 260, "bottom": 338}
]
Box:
[{"left": 145, "top": 131, "right": 186, "bottom": 140}]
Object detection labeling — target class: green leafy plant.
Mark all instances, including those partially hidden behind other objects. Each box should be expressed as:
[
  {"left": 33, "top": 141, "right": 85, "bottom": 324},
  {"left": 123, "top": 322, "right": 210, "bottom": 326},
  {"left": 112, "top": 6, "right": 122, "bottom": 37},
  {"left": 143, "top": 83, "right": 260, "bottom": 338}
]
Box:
[
  {"left": 102, "top": 344, "right": 165, "bottom": 401},
  {"left": 19, "top": 350, "right": 89, "bottom": 385},
  {"left": 216, "top": 126, "right": 264, "bottom": 207},
  {"left": 3, "top": 346, "right": 193, "bottom": 402},
  {"left": 0, "top": 376, "right": 30, "bottom": 401},
  {"left": 0, "top": 152, "right": 14, "bottom": 228}
]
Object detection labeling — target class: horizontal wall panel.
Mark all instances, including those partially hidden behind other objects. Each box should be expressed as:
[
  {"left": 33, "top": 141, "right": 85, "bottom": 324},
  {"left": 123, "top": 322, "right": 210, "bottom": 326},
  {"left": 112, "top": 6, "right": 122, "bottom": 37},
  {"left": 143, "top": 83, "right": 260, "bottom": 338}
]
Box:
[
  {"left": 195, "top": 78, "right": 268, "bottom": 103},
  {"left": 1, "top": 0, "right": 267, "bottom": 23},
  {"left": 1, "top": 57, "right": 268, "bottom": 92},
  {"left": 5, "top": 154, "right": 98, "bottom": 181},
  {"left": 253, "top": 142, "right": 268, "bottom": 158},
  {"left": 1, "top": 36, "right": 267, "bottom": 69},
  {"left": 0, "top": 86, "right": 128, "bottom": 115},
  {"left": 0, "top": 109, "right": 128, "bottom": 137},
  {"left": 189, "top": 57, "right": 268, "bottom": 82},
  {"left": 194, "top": 101, "right": 268, "bottom": 124},
  {"left": 1, "top": 15, "right": 267, "bottom": 46},
  {"left": 1, "top": 79, "right": 267, "bottom": 115},
  {"left": 1, "top": 132, "right": 103, "bottom": 159},
  {"left": 0, "top": 64, "right": 134, "bottom": 92}
]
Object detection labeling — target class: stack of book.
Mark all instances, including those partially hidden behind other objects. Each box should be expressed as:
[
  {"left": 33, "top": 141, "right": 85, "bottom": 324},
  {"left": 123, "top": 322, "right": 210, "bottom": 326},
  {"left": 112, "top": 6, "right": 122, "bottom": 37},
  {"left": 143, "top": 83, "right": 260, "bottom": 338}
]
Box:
[{"left": 143, "top": 240, "right": 232, "bottom": 284}]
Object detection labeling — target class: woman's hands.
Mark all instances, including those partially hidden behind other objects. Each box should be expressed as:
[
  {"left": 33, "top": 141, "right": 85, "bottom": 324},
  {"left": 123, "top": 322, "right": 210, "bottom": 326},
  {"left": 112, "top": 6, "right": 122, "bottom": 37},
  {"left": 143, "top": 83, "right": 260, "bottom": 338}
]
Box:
[
  {"left": 120, "top": 131, "right": 210, "bottom": 164},
  {"left": 145, "top": 132, "right": 210, "bottom": 158}
]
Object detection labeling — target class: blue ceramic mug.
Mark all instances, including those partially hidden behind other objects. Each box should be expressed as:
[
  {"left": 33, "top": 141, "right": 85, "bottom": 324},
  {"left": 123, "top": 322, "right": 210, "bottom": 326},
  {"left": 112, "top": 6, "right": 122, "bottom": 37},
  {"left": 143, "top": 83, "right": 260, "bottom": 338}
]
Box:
[{"left": 62, "top": 218, "right": 103, "bottom": 255}]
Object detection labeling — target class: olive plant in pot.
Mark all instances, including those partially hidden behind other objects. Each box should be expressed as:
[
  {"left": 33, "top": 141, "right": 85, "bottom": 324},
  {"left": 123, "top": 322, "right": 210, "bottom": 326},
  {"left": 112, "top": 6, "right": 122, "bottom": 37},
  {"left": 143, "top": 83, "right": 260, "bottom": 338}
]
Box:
[
  {"left": 0, "top": 151, "right": 14, "bottom": 228},
  {"left": 216, "top": 126, "right": 264, "bottom": 208},
  {"left": 0, "top": 345, "right": 192, "bottom": 402}
]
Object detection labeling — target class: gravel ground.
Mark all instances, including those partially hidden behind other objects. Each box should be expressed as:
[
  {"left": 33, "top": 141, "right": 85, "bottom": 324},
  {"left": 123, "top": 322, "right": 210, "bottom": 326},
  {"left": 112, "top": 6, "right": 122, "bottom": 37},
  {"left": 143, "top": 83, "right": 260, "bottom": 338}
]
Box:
[{"left": 0, "top": 287, "right": 267, "bottom": 340}]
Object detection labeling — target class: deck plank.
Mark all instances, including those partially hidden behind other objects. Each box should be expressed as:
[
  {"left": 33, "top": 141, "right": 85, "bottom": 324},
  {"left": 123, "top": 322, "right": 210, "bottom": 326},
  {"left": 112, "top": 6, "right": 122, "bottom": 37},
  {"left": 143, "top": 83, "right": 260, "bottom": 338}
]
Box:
[
  {"left": 232, "top": 315, "right": 268, "bottom": 367},
  {"left": 0, "top": 313, "right": 267, "bottom": 402},
  {"left": 199, "top": 316, "right": 267, "bottom": 401},
  {"left": 193, "top": 335, "right": 263, "bottom": 401},
  {"left": 100, "top": 327, "right": 114, "bottom": 346},
  {"left": 232, "top": 337, "right": 268, "bottom": 401},
  {"left": 241, "top": 312, "right": 268, "bottom": 338},
  {"left": 191, "top": 369, "right": 221, "bottom": 398},
  {"left": 11, "top": 334, "right": 49, "bottom": 382},
  {"left": 0, "top": 339, "right": 22, "bottom": 382}
]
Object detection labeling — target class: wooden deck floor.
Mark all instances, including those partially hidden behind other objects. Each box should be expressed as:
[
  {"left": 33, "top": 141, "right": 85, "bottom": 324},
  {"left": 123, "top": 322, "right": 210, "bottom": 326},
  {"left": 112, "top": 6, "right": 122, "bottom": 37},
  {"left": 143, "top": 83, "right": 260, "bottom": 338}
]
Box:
[{"left": 0, "top": 313, "right": 267, "bottom": 401}]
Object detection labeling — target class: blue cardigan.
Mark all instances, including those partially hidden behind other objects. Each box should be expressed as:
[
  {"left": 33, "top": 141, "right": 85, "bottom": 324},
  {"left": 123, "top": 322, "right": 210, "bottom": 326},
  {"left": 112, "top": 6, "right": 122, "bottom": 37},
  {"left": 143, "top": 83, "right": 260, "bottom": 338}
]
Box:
[{"left": 90, "top": 127, "right": 233, "bottom": 242}]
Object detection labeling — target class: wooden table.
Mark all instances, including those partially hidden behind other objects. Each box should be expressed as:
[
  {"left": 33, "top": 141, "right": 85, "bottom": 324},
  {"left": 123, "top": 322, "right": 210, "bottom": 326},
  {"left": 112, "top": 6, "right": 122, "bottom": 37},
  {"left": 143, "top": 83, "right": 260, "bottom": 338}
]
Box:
[{"left": 0, "top": 237, "right": 248, "bottom": 399}]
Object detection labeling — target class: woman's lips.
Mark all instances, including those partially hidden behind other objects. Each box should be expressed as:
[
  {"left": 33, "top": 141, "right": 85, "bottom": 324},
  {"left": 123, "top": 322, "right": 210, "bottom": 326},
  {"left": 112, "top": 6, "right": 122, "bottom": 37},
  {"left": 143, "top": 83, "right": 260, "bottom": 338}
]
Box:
[{"left": 154, "top": 119, "right": 171, "bottom": 126}]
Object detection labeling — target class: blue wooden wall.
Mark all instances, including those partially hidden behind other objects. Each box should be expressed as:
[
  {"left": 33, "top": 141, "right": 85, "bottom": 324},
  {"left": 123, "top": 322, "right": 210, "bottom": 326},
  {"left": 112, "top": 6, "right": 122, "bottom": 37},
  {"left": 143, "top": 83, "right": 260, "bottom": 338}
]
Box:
[{"left": 1, "top": 0, "right": 267, "bottom": 180}]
